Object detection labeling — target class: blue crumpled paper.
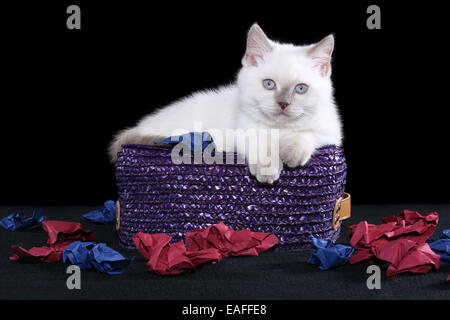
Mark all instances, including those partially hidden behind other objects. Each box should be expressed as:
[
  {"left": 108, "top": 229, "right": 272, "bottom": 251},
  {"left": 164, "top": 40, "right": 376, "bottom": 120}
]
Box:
[
  {"left": 0, "top": 208, "right": 47, "bottom": 231},
  {"left": 307, "top": 236, "right": 355, "bottom": 270},
  {"left": 428, "top": 229, "right": 450, "bottom": 266},
  {"left": 62, "top": 241, "right": 134, "bottom": 275},
  {"left": 158, "top": 132, "right": 215, "bottom": 152},
  {"left": 82, "top": 200, "right": 116, "bottom": 224},
  {"left": 437, "top": 229, "right": 450, "bottom": 240}
]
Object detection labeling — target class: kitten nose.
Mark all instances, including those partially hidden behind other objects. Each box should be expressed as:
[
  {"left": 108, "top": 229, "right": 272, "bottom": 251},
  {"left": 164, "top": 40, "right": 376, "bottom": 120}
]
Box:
[{"left": 278, "top": 101, "right": 289, "bottom": 110}]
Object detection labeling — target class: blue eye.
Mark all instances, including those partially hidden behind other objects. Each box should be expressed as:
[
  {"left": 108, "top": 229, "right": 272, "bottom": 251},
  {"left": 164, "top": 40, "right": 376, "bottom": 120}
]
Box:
[
  {"left": 295, "top": 83, "right": 309, "bottom": 94},
  {"left": 263, "top": 79, "right": 276, "bottom": 90}
]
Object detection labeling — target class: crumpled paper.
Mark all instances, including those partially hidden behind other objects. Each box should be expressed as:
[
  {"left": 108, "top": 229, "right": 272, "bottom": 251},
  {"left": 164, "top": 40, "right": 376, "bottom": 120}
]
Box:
[
  {"left": 82, "top": 200, "right": 116, "bottom": 224},
  {"left": 43, "top": 220, "right": 96, "bottom": 250},
  {"left": 62, "top": 241, "right": 133, "bottom": 275},
  {"left": 0, "top": 208, "right": 47, "bottom": 231},
  {"left": 349, "top": 210, "right": 440, "bottom": 277},
  {"left": 307, "top": 236, "right": 355, "bottom": 270},
  {"left": 132, "top": 222, "right": 278, "bottom": 275},
  {"left": 133, "top": 233, "right": 197, "bottom": 275},
  {"left": 384, "top": 242, "right": 441, "bottom": 276},
  {"left": 185, "top": 221, "right": 279, "bottom": 257},
  {"left": 10, "top": 220, "right": 95, "bottom": 263},
  {"left": 437, "top": 230, "right": 450, "bottom": 239},
  {"left": 428, "top": 229, "right": 450, "bottom": 266},
  {"left": 158, "top": 131, "right": 215, "bottom": 152},
  {"left": 9, "top": 246, "right": 62, "bottom": 263}
]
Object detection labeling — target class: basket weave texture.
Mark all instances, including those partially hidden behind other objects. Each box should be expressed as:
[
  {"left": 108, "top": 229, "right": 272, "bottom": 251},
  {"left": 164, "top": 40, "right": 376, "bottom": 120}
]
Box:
[{"left": 115, "top": 144, "right": 346, "bottom": 250}]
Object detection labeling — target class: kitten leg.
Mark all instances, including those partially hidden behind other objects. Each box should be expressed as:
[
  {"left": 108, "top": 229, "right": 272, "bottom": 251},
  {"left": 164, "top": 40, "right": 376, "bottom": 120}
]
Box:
[
  {"left": 280, "top": 133, "right": 315, "bottom": 168},
  {"left": 245, "top": 133, "right": 283, "bottom": 184},
  {"left": 248, "top": 160, "right": 283, "bottom": 184},
  {"left": 108, "top": 128, "right": 165, "bottom": 162}
]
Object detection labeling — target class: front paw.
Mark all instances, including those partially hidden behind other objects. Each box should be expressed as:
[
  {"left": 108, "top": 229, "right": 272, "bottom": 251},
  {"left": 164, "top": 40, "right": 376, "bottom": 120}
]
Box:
[
  {"left": 280, "top": 136, "right": 314, "bottom": 168},
  {"left": 249, "top": 161, "right": 282, "bottom": 185}
]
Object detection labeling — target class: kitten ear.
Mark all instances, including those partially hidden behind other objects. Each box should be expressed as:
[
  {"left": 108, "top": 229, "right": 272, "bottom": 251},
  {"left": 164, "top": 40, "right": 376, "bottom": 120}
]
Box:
[
  {"left": 242, "top": 23, "right": 273, "bottom": 67},
  {"left": 308, "top": 34, "right": 334, "bottom": 77}
]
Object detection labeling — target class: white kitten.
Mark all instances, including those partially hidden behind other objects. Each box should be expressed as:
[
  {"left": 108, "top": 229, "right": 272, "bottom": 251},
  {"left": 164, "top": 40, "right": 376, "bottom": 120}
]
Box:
[{"left": 109, "top": 23, "right": 342, "bottom": 184}]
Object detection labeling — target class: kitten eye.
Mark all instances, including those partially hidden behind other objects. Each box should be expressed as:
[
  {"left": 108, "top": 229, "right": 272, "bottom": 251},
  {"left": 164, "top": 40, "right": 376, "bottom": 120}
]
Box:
[
  {"left": 295, "top": 83, "right": 309, "bottom": 94},
  {"left": 263, "top": 79, "right": 276, "bottom": 90}
]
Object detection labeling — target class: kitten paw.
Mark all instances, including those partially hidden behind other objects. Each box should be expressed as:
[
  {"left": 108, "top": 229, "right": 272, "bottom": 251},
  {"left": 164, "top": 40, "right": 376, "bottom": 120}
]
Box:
[
  {"left": 280, "top": 136, "right": 314, "bottom": 168},
  {"left": 249, "top": 161, "right": 282, "bottom": 185}
]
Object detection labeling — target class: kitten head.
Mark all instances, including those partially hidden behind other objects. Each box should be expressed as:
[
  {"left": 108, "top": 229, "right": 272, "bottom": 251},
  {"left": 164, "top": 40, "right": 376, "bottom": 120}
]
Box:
[{"left": 237, "top": 23, "right": 335, "bottom": 125}]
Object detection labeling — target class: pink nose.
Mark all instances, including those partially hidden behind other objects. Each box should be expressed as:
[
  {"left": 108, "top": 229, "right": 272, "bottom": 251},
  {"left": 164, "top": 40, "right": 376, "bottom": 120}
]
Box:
[{"left": 278, "top": 101, "right": 289, "bottom": 110}]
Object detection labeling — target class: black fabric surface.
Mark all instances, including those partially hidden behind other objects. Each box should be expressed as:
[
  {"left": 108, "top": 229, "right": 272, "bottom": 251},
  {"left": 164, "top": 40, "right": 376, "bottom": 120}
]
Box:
[{"left": 1, "top": 204, "right": 449, "bottom": 300}]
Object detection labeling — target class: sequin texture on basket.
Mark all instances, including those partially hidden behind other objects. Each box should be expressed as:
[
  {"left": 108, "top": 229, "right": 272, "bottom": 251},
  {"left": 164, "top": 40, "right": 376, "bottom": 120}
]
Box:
[{"left": 115, "top": 144, "right": 346, "bottom": 250}]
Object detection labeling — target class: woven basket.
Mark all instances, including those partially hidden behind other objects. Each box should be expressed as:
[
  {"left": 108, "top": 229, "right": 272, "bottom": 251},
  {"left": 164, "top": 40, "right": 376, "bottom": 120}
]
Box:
[{"left": 115, "top": 144, "right": 347, "bottom": 250}]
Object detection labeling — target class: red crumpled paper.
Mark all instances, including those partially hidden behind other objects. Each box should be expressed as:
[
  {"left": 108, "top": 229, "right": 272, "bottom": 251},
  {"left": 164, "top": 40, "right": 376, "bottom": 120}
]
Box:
[
  {"left": 9, "top": 246, "right": 62, "bottom": 263},
  {"left": 349, "top": 210, "right": 440, "bottom": 277},
  {"left": 447, "top": 274, "right": 450, "bottom": 282},
  {"left": 9, "top": 220, "right": 95, "bottom": 262},
  {"left": 133, "top": 233, "right": 195, "bottom": 275},
  {"left": 185, "top": 221, "right": 279, "bottom": 257},
  {"left": 132, "top": 222, "right": 278, "bottom": 275},
  {"left": 42, "top": 220, "right": 95, "bottom": 250}
]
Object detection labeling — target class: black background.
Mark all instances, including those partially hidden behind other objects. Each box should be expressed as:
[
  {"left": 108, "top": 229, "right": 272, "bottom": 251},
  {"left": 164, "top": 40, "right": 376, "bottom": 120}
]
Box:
[{"left": 1, "top": 1, "right": 447, "bottom": 205}]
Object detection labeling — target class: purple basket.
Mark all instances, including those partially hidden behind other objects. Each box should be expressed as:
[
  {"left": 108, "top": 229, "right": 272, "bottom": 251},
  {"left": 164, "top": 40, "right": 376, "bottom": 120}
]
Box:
[{"left": 115, "top": 144, "right": 346, "bottom": 250}]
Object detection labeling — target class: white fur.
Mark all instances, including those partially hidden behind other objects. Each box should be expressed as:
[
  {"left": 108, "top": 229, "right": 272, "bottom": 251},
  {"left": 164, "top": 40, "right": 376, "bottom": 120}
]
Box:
[{"left": 109, "top": 24, "right": 342, "bottom": 184}]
